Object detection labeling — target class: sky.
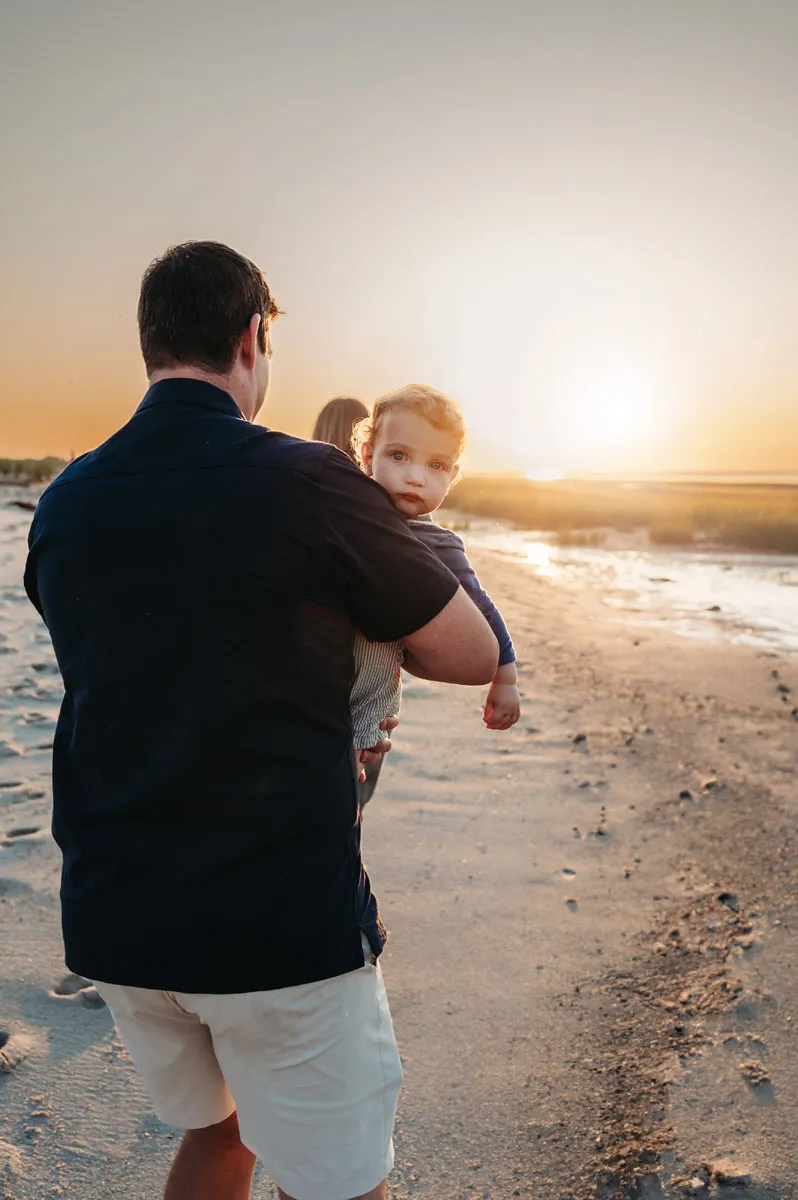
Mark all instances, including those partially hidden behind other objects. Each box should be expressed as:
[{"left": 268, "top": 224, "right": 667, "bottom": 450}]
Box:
[{"left": 1, "top": 0, "right": 797, "bottom": 473}]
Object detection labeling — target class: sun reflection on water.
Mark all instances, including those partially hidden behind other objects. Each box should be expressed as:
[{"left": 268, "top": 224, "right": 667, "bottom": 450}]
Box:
[{"left": 524, "top": 541, "right": 556, "bottom": 576}]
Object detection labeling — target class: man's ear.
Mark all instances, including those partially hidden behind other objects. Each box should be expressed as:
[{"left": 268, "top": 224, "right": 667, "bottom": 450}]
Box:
[
  {"left": 240, "top": 313, "right": 262, "bottom": 371},
  {"left": 361, "top": 442, "right": 375, "bottom": 476}
]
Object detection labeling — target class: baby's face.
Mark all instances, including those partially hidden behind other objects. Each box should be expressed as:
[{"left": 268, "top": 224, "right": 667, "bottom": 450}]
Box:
[{"left": 364, "top": 408, "right": 460, "bottom": 518}]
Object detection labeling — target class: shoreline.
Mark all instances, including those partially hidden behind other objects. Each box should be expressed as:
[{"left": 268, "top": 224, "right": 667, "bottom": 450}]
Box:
[
  {"left": 444, "top": 476, "right": 798, "bottom": 557},
  {"left": 447, "top": 509, "right": 798, "bottom": 557}
]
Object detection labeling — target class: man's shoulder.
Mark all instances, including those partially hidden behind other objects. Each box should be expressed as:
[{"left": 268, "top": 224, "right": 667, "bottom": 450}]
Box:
[
  {"left": 42, "top": 425, "right": 339, "bottom": 492},
  {"left": 246, "top": 428, "right": 336, "bottom": 478}
]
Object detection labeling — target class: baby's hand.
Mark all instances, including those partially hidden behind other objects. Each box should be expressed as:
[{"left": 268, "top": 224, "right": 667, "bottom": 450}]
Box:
[
  {"left": 356, "top": 750, "right": 369, "bottom": 784},
  {"left": 356, "top": 716, "right": 399, "bottom": 781},
  {"left": 483, "top": 681, "right": 521, "bottom": 731}
]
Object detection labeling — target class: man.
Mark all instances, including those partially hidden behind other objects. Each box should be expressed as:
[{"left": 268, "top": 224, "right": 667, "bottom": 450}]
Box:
[{"left": 25, "top": 242, "right": 498, "bottom": 1200}]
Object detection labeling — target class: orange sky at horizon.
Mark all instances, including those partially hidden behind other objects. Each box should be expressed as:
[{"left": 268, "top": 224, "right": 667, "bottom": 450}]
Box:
[{"left": 2, "top": 1, "right": 797, "bottom": 473}]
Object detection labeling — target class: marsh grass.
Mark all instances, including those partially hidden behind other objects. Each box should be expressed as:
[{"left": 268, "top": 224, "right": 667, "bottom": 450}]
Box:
[
  {"left": 0, "top": 457, "right": 66, "bottom": 485},
  {"left": 444, "top": 476, "right": 798, "bottom": 554}
]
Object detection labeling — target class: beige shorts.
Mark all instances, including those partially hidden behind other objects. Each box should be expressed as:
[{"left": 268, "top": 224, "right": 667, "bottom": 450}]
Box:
[{"left": 94, "top": 940, "right": 402, "bottom": 1200}]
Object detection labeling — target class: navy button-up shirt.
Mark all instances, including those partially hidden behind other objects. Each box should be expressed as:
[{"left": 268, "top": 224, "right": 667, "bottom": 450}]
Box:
[{"left": 25, "top": 379, "right": 459, "bottom": 993}]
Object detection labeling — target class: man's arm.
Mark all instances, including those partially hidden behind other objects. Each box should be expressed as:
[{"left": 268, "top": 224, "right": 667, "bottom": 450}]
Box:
[
  {"left": 411, "top": 523, "right": 516, "bottom": 666},
  {"left": 401, "top": 587, "right": 498, "bottom": 684},
  {"left": 317, "top": 451, "right": 496, "bottom": 684}
]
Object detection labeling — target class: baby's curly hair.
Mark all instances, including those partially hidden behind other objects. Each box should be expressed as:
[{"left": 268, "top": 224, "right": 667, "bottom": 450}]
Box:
[{"left": 353, "top": 384, "right": 467, "bottom": 467}]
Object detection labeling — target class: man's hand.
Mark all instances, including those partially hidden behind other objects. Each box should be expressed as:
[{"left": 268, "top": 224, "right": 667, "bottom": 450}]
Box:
[{"left": 356, "top": 715, "right": 399, "bottom": 782}]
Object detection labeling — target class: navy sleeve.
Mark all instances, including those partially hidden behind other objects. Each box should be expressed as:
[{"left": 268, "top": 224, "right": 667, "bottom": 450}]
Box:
[{"left": 411, "top": 523, "right": 516, "bottom": 666}]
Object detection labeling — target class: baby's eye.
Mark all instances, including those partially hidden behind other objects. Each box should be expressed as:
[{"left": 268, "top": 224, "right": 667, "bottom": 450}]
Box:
[
  {"left": 429, "top": 461, "right": 443, "bottom": 471},
  {"left": 390, "top": 451, "right": 405, "bottom": 462}
]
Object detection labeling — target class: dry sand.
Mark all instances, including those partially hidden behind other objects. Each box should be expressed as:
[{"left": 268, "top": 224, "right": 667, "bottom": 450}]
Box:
[{"left": 1, "top": 494, "right": 797, "bottom": 1199}]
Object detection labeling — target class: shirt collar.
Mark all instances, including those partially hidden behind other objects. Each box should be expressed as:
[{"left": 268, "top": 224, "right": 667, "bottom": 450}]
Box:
[{"left": 136, "top": 378, "right": 245, "bottom": 419}]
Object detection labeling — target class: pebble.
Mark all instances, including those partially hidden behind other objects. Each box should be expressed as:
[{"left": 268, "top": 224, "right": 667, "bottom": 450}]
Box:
[
  {"left": 739, "top": 1060, "right": 769, "bottom": 1087},
  {"left": 708, "top": 1158, "right": 753, "bottom": 1186}
]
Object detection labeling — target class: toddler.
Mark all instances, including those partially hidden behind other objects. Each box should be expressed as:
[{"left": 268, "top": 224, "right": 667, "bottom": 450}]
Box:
[{"left": 349, "top": 384, "right": 520, "bottom": 770}]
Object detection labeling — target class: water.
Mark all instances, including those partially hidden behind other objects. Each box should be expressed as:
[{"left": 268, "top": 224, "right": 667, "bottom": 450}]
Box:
[{"left": 459, "top": 518, "right": 798, "bottom": 656}]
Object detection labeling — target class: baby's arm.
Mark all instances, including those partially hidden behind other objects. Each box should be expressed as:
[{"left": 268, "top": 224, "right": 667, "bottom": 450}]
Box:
[
  {"left": 411, "top": 523, "right": 520, "bottom": 729},
  {"left": 483, "top": 659, "right": 520, "bottom": 730},
  {"left": 350, "top": 633, "right": 404, "bottom": 766}
]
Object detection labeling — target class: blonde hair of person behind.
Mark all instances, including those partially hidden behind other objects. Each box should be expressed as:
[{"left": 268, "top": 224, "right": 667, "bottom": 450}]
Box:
[{"left": 353, "top": 384, "right": 467, "bottom": 468}]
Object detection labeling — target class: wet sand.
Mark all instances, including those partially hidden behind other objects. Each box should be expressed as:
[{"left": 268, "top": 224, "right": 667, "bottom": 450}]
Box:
[{"left": 1, "top": 493, "right": 797, "bottom": 1198}]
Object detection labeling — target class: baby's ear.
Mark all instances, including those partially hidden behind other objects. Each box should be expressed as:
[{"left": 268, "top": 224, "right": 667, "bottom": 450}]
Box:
[
  {"left": 360, "top": 442, "right": 375, "bottom": 476},
  {"left": 449, "top": 463, "right": 461, "bottom": 487}
]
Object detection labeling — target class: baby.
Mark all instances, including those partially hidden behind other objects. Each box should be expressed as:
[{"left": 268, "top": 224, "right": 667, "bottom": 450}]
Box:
[{"left": 349, "top": 384, "right": 520, "bottom": 769}]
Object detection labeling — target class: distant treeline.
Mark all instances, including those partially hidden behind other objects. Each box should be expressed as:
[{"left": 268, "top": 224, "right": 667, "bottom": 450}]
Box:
[
  {"left": 0, "top": 457, "right": 67, "bottom": 484},
  {"left": 443, "top": 476, "right": 798, "bottom": 555}
]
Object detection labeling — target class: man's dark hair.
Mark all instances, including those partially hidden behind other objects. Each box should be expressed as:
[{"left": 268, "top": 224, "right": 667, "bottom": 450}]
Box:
[{"left": 138, "top": 241, "right": 281, "bottom": 375}]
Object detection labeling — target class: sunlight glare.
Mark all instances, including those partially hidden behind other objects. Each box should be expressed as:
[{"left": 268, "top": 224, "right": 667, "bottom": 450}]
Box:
[
  {"left": 525, "top": 467, "right": 565, "bottom": 481},
  {"left": 524, "top": 541, "right": 556, "bottom": 576}
]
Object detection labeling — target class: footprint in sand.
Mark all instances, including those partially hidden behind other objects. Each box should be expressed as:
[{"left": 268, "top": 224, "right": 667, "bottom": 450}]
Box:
[
  {"left": 0, "top": 1030, "right": 35, "bottom": 1075},
  {"left": 21, "top": 711, "right": 53, "bottom": 725},
  {"left": 1, "top": 826, "right": 45, "bottom": 854},
  {"left": 0, "top": 876, "right": 35, "bottom": 901},
  {"left": 79, "top": 987, "right": 107, "bottom": 1009},
  {"left": 0, "top": 1137, "right": 27, "bottom": 1179},
  {"left": 52, "top": 971, "right": 92, "bottom": 996},
  {"left": 50, "top": 973, "right": 107, "bottom": 1009}
]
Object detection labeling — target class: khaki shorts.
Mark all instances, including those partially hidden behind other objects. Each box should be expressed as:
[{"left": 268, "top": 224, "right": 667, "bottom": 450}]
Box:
[{"left": 94, "top": 940, "right": 402, "bottom": 1200}]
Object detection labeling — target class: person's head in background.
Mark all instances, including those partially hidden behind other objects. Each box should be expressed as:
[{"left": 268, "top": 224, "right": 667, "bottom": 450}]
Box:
[
  {"left": 138, "top": 241, "right": 281, "bottom": 423},
  {"left": 354, "top": 384, "right": 466, "bottom": 519},
  {"left": 312, "top": 396, "right": 370, "bottom": 463}
]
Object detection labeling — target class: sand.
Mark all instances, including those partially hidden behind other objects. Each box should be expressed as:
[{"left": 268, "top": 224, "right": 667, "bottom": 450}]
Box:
[{"left": 1, "top": 491, "right": 797, "bottom": 1199}]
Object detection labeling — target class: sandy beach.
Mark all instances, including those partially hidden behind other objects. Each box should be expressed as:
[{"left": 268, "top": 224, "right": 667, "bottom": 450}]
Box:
[{"left": 2, "top": 491, "right": 797, "bottom": 1199}]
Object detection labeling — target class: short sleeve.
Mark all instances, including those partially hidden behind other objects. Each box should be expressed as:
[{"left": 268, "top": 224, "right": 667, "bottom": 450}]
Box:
[{"left": 318, "top": 449, "right": 459, "bottom": 643}]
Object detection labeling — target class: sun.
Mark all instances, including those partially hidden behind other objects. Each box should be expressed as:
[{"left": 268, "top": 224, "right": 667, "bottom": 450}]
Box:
[{"left": 544, "top": 364, "right": 664, "bottom": 471}]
